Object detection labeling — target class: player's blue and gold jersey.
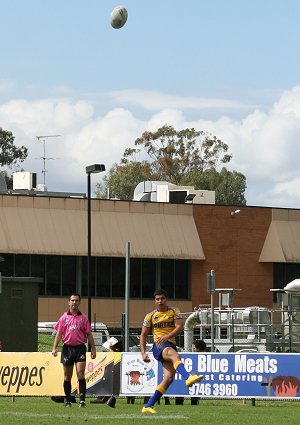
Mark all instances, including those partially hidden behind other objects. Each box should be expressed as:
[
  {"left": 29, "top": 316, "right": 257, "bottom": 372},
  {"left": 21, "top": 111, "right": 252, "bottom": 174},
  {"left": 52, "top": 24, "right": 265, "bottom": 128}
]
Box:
[{"left": 143, "top": 307, "right": 182, "bottom": 344}]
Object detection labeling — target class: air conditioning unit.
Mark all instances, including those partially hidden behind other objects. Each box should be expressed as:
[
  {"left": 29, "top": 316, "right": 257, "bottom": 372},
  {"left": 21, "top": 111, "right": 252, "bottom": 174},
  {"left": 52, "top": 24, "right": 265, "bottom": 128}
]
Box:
[
  {"left": 13, "top": 172, "right": 37, "bottom": 190},
  {"left": 156, "top": 184, "right": 215, "bottom": 204},
  {"left": 133, "top": 181, "right": 216, "bottom": 204}
]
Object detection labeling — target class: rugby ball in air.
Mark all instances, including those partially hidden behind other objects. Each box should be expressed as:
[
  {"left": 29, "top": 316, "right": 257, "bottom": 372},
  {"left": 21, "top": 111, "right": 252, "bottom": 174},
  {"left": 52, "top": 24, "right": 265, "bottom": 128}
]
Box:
[{"left": 110, "top": 6, "right": 128, "bottom": 29}]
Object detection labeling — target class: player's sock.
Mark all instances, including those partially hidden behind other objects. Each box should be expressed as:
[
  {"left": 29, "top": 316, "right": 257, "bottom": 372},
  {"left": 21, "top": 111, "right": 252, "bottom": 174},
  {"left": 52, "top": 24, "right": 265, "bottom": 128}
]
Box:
[
  {"left": 174, "top": 360, "right": 190, "bottom": 380},
  {"left": 64, "top": 380, "right": 72, "bottom": 402},
  {"left": 145, "top": 384, "right": 166, "bottom": 407},
  {"left": 78, "top": 378, "right": 86, "bottom": 402}
]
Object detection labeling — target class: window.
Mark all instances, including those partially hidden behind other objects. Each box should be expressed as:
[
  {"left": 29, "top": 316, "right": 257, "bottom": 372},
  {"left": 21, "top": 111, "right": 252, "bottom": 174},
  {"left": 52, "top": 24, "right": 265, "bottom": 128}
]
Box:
[
  {"left": 161, "top": 259, "right": 175, "bottom": 295},
  {"left": 31, "top": 255, "right": 45, "bottom": 295},
  {"left": 112, "top": 258, "right": 125, "bottom": 297},
  {"left": 273, "top": 263, "right": 300, "bottom": 302},
  {"left": 96, "top": 257, "right": 111, "bottom": 297},
  {"left": 274, "top": 263, "right": 300, "bottom": 289},
  {"left": 15, "top": 254, "right": 29, "bottom": 277},
  {"left": 142, "top": 259, "right": 156, "bottom": 298},
  {"left": 175, "top": 260, "right": 189, "bottom": 299},
  {"left": 130, "top": 258, "right": 141, "bottom": 298},
  {"left": 46, "top": 256, "right": 61, "bottom": 295},
  {"left": 81, "top": 256, "right": 96, "bottom": 297},
  {"left": 0, "top": 254, "right": 13, "bottom": 277},
  {"left": 62, "top": 256, "right": 77, "bottom": 296},
  {"left": 0, "top": 253, "right": 190, "bottom": 300}
]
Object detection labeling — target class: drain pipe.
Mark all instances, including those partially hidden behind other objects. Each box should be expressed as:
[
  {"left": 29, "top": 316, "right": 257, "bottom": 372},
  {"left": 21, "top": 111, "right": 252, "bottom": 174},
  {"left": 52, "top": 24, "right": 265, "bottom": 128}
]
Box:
[{"left": 184, "top": 310, "right": 201, "bottom": 351}]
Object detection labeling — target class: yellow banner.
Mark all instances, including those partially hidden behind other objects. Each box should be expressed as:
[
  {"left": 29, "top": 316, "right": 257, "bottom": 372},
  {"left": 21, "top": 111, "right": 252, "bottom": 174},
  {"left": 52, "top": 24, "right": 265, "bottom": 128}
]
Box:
[{"left": 0, "top": 352, "right": 114, "bottom": 396}]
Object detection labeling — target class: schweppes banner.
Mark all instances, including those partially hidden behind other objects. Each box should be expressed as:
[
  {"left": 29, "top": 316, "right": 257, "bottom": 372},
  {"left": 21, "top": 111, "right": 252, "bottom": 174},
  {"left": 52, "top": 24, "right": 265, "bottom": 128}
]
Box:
[{"left": 0, "top": 352, "right": 115, "bottom": 396}]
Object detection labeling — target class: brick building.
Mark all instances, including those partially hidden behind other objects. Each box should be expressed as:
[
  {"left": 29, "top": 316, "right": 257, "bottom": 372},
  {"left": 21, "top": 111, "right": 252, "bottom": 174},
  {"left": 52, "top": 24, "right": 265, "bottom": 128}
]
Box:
[{"left": 0, "top": 194, "right": 299, "bottom": 328}]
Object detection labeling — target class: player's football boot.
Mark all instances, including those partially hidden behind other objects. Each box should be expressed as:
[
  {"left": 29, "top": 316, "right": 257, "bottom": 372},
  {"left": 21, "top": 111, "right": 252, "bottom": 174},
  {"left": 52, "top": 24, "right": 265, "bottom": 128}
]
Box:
[
  {"left": 185, "top": 373, "right": 204, "bottom": 387},
  {"left": 142, "top": 406, "right": 157, "bottom": 414}
]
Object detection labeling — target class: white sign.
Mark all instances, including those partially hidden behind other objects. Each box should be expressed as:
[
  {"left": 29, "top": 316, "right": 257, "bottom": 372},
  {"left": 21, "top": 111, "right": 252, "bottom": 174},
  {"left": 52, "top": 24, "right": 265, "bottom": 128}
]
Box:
[{"left": 120, "top": 353, "right": 158, "bottom": 396}]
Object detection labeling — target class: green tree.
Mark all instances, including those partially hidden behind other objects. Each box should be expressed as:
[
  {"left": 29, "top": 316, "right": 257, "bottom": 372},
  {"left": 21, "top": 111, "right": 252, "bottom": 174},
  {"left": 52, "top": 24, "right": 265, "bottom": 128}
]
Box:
[
  {"left": 0, "top": 170, "right": 13, "bottom": 189},
  {"left": 0, "top": 128, "right": 28, "bottom": 167},
  {"left": 97, "top": 124, "right": 247, "bottom": 205},
  {"left": 181, "top": 167, "right": 247, "bottom": 205},
  {"left": 95, "top": 161, "right": 152, "bottom": 200},
  {"left": 123, "top": 124, "right": 232, "bottom": 184}
]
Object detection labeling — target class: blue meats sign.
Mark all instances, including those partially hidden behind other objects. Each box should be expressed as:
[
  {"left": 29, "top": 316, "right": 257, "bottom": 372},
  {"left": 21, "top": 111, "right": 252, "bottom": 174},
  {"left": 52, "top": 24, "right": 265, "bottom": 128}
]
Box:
[{"left": 162, "top": 353, "right": 300, "bottom": 399}]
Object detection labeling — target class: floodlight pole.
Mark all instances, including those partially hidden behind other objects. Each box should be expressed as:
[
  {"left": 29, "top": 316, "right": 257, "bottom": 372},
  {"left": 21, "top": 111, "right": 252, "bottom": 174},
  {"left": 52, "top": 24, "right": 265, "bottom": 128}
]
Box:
[
  {"left": 124, "top": 242, "right": 130, "bottom": 352},
  {"left": 86, "top": 164, "right": 105, "bottom": 342}
]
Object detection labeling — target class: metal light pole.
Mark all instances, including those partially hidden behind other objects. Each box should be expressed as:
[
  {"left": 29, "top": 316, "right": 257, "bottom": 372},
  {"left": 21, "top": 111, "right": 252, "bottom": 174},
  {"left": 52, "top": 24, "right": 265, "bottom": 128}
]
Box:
[
  {"left": 207, "top": 269, "right": 216, "bottom": 352},
  {"left": 124, "top": 241, "right": 130, "bottom": 352},
  {"left": 86, "top": 164, "right": 105, "bottom": 332}
]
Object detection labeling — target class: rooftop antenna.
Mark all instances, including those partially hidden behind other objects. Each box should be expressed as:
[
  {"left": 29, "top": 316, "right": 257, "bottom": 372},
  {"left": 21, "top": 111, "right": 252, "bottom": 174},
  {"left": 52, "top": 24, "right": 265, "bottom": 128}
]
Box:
[{"left": 36, "top": 135, "right": 62, "bottom": 185}]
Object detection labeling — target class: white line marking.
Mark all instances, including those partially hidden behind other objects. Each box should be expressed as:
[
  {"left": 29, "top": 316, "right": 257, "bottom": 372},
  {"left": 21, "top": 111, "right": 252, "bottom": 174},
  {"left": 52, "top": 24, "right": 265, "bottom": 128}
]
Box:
[{"left": 1, "top": 411, "right": 188, "bottom": 420}]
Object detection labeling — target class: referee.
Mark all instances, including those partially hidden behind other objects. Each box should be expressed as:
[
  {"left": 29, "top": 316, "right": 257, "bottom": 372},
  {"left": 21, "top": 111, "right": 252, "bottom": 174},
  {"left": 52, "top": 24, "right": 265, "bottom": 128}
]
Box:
[{"left": 52, "top": 293, "right": 96, "bottom": 408}]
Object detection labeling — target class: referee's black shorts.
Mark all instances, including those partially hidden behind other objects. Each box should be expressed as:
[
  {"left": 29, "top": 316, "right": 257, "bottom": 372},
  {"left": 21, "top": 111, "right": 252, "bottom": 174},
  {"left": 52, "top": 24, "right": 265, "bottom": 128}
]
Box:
[{"left": 61, "top": 344, "right": 87, "bottom": 365}]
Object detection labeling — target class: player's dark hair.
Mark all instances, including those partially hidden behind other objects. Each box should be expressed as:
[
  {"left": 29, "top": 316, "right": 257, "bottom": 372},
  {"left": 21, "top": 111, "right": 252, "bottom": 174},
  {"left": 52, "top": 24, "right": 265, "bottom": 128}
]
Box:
[
  {"left": 193, "top": 339, "right": 207, "bottom": 352},
  {"left": 153, "top": 289, "right": 168, "bottom": 299},
  {"left": 69, "top": 293, "right": 81, "bottom": 301}
]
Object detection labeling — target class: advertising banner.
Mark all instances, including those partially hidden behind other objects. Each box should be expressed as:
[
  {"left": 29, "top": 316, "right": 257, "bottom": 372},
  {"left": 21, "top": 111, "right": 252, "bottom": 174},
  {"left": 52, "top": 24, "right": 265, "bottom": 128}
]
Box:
[
  {"left": 2, "top": 352, "right": 300, "bottom": 399},
  {"left": 120, "top": 352, "right": 300, "bottom": 399},
  {"left": 0, "top": 352, "right": 114, "bottom": 396},
  {"left": 163, "top": 353, "right": 300, "bottom": 399}
]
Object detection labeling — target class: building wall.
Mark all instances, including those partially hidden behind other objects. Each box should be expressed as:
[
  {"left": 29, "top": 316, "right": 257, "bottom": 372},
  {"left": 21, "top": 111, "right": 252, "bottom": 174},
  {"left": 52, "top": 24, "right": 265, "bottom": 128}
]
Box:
[
  {"left": 39, "top": 297, "right": 193, "bottom": 328},
  {"left": 38, "top": 204, "right": 275, "bottom": 325},
  {"left": 0, "top": 195, "right": 278, "bottom": 324},
  {"left": 191, "top": 204, "right": 273, "bottom": 308}
]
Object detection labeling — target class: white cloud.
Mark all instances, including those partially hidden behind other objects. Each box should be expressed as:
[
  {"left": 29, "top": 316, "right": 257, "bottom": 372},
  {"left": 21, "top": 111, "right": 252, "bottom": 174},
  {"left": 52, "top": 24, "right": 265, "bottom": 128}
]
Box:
[
  {"left": 109, "top": 90, "right": 253, "bottom": 111},
  {"left": 1, "top": 87, "right": 300, "bottom": 207}
]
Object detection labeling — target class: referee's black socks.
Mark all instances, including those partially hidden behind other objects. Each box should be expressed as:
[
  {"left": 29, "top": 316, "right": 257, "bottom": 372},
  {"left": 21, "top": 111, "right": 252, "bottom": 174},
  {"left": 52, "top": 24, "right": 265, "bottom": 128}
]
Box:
[{"left": 78, "top": 379, "right": 86, "bottom": 401}]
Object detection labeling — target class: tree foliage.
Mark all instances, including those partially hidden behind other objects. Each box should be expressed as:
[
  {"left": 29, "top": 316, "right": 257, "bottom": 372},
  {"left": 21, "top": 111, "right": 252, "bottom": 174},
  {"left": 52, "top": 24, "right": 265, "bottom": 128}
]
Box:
[
  {"left": 181, "top": 167, "right": 246, "bottom": 205},
  {"left": 0, "top": 128, "right": 28, "bottom": 168},
  {"left": 95, "top": 161, "right": 152, "bottom": 200},
  {"left": 0, "top": 170, "right": 13, "bottom": 189},
  {"left": 97, "top": 124, "right": 247, "bottom": 205},
  {"left": 122, "top": 125, "right": 232, "bottom": 184}
]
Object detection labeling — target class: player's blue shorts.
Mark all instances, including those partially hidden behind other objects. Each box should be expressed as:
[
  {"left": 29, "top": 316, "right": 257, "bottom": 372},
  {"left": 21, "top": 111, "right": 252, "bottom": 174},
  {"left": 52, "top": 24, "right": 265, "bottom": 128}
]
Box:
[{"left": 152, "top": 341, "right": 177, "bottom": 362}]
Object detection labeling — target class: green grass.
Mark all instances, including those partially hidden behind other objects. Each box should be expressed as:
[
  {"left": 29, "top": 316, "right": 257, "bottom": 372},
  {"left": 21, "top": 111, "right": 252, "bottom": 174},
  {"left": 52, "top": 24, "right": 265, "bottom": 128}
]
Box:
[
  {"left": 1, "top": 397, "right": 300, "bottom": 425},
  {"left": 38, "top": 333, "right": 55, "bottom": 352}
]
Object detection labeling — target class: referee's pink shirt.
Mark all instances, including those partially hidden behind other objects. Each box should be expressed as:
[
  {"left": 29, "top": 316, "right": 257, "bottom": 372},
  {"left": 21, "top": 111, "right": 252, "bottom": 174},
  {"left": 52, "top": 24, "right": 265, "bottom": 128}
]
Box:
[{"left": 55, "top": 311, "right": 92, "bottom": 346}]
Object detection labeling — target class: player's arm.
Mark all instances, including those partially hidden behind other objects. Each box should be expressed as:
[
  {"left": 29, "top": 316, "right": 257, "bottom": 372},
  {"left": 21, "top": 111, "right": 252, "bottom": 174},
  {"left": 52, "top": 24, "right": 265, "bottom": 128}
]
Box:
[
  {"left": 52, "top": 331, "right": 62, "bottom": 356},
  {"left": 140, "top": 324, "right": 151, "bottom": 363},
  {"left": 170, "top": 317, "right": 184, "bottom": 338},
  {"left": 87, "top": 332, "right": 96, "bottom": 359}
]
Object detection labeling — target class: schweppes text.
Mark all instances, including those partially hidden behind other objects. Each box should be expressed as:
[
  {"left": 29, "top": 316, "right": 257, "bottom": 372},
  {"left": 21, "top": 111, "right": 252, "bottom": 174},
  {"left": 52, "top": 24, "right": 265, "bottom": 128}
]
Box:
[{"left": 0, "top": 365, "right": 45, "bottom": 393}]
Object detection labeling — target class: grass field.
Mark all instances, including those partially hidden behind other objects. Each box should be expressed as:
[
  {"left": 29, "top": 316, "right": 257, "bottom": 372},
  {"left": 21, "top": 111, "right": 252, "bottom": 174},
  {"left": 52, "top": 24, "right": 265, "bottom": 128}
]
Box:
[{"left": 1, "top": 397, "right": 300, "bottom": 425}]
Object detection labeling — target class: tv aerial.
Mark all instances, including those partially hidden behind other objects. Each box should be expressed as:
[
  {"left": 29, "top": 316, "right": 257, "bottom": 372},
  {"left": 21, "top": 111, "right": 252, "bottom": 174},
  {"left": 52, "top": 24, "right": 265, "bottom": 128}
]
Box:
[{"left": 36, "top": 135, "right": 62, "bottom": 185}]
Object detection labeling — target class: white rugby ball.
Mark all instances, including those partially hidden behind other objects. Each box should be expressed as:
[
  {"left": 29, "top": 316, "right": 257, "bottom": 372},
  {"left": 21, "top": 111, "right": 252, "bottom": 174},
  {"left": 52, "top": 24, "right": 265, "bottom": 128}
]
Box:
[{"left": 110, "top": 6, "right": 128, "bottom": 29}]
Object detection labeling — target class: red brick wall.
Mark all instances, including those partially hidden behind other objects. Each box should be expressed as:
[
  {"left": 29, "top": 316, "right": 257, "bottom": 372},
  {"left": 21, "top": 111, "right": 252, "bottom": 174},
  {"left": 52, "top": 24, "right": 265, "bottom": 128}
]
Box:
[{"left": 191, "top": 204, "right": 273, "bottom": 309}]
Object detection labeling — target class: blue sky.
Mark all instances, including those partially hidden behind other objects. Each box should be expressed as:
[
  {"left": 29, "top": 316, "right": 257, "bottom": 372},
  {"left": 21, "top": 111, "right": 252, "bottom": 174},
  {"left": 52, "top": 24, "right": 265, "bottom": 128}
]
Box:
[{"left": 1, "top": 0, "right": 300, "bottom": 207}]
